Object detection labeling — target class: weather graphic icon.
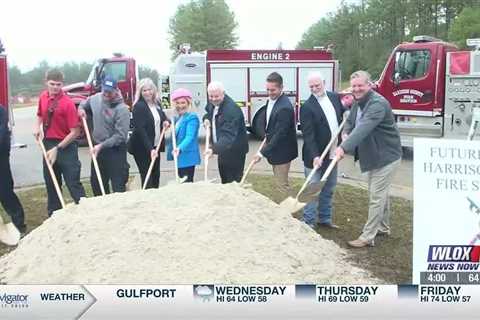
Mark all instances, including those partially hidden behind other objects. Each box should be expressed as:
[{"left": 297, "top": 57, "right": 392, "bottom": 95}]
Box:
[{"left": 193, "top": 285, "right": 215, "bottom": 302}]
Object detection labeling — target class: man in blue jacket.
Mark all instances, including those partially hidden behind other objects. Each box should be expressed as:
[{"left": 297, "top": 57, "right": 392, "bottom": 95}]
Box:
[
  {"left": 0, "top": 105, "right": 26, "bottom": 234},
  {"left": 336, "top": 70, "right": 402, "bottom": 248}
]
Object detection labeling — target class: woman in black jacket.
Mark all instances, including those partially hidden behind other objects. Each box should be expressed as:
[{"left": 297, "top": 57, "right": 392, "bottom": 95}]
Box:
[{"left": 129, "top": 78, "right": 170, "bottom": 188}]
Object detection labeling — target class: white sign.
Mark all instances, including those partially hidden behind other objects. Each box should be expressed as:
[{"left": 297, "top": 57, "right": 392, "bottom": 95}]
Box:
[
  {"left": 413, "top": 138, "right": 480, "bottom": 284},
  {"left": 467, "top": 38, "right": 480, "bottom": 47}
]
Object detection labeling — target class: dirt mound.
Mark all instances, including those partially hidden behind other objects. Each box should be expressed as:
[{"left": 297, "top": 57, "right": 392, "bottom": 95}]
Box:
[{"left": 0, "top": 182, "right": 377, "bottom": 284}]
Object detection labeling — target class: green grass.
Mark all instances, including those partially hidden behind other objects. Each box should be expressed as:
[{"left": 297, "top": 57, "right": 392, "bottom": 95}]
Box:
[
  {"left": 247, "top": 175, "right": 413, "bottom": 284},
  {"left": 0, "top": 174, "right": 413, "bottom": 284}
]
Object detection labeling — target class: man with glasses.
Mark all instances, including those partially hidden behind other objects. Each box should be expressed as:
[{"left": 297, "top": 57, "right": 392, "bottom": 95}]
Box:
[
  {"left": 78, "top": 75, "right": 130, "bottom": 195},
  {"left": 300, "top": 72, "right": 346, "bottom": 230},
  {"left": 34, "top": 69, "right": 85, "bottom": 216}
]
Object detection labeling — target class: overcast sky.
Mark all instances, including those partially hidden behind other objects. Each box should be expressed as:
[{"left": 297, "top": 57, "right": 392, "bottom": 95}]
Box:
[{"left": 1, "top": 0, "right": 343, "bottom": 74}]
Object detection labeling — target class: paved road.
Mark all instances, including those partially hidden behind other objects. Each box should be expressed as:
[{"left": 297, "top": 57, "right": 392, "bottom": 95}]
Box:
[{"left": 9, "top": 105, "right": 413, "bottom": 199}]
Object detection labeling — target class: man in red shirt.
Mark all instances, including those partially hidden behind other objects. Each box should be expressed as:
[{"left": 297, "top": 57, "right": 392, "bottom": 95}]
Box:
[{"left": 33, "top": 69, "right": 85, "bottom": 216}]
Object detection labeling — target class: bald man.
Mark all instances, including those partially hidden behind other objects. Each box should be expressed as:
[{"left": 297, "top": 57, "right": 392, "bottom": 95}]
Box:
[
  {"left": 203, "top": 82, "right": 249, "bottom": 183},
  {"left": 300, "top": 72, "right": 346, "bottom": 230}
]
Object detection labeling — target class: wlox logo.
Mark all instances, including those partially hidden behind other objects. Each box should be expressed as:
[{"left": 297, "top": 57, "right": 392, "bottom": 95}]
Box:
[
  {"left": 428, "top": 245, "right": 480, "bottom": 262},
  {"left": 0, "top": 293, "right": 29, "bottom": 308}
]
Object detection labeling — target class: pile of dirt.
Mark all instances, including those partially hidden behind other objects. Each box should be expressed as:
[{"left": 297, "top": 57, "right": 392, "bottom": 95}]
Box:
[{"left": 0, "top": 182, "right": 377, "bottom": 284}]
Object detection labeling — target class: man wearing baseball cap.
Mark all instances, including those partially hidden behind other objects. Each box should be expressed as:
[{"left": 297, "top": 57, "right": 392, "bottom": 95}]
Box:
[{"left": 78, "top": 75, "right": 131, "bottom": 195}]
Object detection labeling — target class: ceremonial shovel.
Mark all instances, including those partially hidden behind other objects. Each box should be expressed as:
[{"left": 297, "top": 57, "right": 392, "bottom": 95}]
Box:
[
  {"left": 170, "top": 120, "right": 188, "bottom": 184},
  {"left": 279, "top": 117, "right": 347, "bottom": 214},
  {"left": 143, "top": 126, "right": 167, "bottom": 190},
  {"left": 240, "top": 137, "right": 267, "bottom": 185},
  {"left": 82, "top": 117, "right": 105, "bottom": 196}
]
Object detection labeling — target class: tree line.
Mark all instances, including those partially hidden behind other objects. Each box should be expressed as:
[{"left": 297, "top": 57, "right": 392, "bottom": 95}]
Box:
[
  {"left": 9, "top": 61, "right": 159, "bottom": 97},
  {"left": 297, "top": 0, "right": 480, "bottom": 80},
  {"left": 8, "top": 0, "right": 480, "bottom": 97}
]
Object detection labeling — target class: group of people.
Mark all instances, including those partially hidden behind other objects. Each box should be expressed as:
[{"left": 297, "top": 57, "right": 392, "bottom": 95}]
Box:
[{"left": 0, "top": 67, "right": 402, "bottom": 249}]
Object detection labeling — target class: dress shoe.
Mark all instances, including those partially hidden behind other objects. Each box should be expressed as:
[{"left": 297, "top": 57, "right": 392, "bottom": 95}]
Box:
[
  {"left": 348, "top": 238, "right": 374, "bottom": 248},
  {"left": 377, "top": 230, "right": 391, "bottom": 237},
  {"left": 318, "top": 222, "right": 340, "bottom": 230}
]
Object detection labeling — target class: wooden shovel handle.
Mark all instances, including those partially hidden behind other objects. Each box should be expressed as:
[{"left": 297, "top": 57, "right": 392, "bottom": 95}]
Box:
[
  {"left": 143, "top": 126, "right": 167, "bottom": 190},
  {"left": 321, "top": 156, "right": 340, "bottom": 182},
  {"left": 240, "top": 137, "right": 267, "bottom": 185},
  {"left": 171, "top": 121, "right": 181, "bottom": 182},
  {"left": 204, "top": 123, "right": 211, "bottom": 181},
  {"left": 318, "top": 116, "right": 348, "bottom": 163},
  {"left": 294, "top": 116, "right": 347, "bottom": 199},
  {"left": 37, "top": 137, "right": 66, "bottom": 208},
  {"left": 82, "top": 117, "right": 106, "bottom": 196}
]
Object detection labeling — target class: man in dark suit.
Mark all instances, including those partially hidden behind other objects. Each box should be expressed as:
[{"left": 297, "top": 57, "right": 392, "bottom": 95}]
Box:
[
  {"left": 204, "top": 81, "right": 249, "bottom": 183},
  {"left": 0, "top": 105, "right": 26, "bottom": 234},
  {"left": 253, "top": 72, "right": 298, "bottom": 198},
  {"left": 300, "top": 72, "right": 345, "bottom": 229}
]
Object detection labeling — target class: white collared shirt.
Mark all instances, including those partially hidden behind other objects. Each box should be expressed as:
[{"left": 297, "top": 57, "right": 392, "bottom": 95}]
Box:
[
  {"left": 266, "top": 98, "right": 277, "bottom": 128},
  {"left": 316, "top": 93, "right": 339, "bottom": 159},
  {"left": 212, "top": 105, "right": 220, "bottom": 143},
  {"left": 148, "top": 103, "right": 161, "bottom": 146}
]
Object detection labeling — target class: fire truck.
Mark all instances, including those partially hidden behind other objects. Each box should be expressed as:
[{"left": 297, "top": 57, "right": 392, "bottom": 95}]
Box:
[
  {"left": 374, "top": 35, "right": 480, "bottom": 146},
  {"left": 0, "top": 39, "right": 17, "bottom": 145},
  {"left": 63, "top": 53, "right": 138, "bottom": 108},
  {"left": 166, "top": 48, "right": 340, "bottom": 138},
  {"left": 166, "top": 38, "right": 480, "bottom": 144},
  {"left": 62, "top": 54, "right": 138, "bottom": 142},
  {"left": 0, "top": 40, "right": 10, "bottom": 117}
]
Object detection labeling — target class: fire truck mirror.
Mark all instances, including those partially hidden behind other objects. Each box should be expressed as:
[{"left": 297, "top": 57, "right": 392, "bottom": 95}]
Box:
[{"left": 394, "top": 72, "right": 401, "bottom": 87}]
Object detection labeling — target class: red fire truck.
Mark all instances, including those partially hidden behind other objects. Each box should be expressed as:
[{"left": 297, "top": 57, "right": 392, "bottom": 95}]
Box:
[
  {"left": 0, "top": 39, "right": 20, "bottom": 147},
  {"left": 63, "top": 53, "right": 138, "bottom": 108},
  {"left": 374, "top": 35, "right": 480, "bottom": 146},
  {"left": 166, "top": 38, "right": 480, "bottom": 144},
  {"left": 0, "top": 40, "right": 10, "bottom": 119},
  {"left": 62, "top": 54, "right": 138, "bottom": 142}
]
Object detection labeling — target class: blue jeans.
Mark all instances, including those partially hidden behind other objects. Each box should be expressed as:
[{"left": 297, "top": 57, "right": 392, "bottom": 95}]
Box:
[{"left": 302, "top": 159, "right": 338, "bottom": 226}]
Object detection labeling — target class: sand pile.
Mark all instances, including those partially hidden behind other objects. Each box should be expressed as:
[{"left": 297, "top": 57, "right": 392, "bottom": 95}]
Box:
[{"left": 0, "top": 183, "right": 377, "bottom": 284}]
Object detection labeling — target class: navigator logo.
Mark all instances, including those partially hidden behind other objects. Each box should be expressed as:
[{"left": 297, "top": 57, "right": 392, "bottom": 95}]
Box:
[{"left": 0, "top": 293, "right": 29, "bottom": 309}]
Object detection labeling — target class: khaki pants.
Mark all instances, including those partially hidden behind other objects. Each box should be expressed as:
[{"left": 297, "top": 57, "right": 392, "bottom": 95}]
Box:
[
  {"left": 359, "top": 159, "right": 401, "bottom": 242},
  {"left": 272, "top": 162, "right": 292, "bottom": 199}
]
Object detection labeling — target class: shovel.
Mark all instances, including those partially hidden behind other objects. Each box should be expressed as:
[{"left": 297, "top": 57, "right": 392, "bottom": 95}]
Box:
[
  {"left": 204, "top": 122, "right": 211, "bottom": 182},
  {"left": 240, "top": 137, "right": 267, "bottom": 185},
  {"left": 279, "top": 116, "right": 347, "bottom": 213},
  {"left": 143, "top": 126, "right": 168, "bottom": 190},
  {"left": 81, "top": 117, "right": 105, "bottom": 196},
  {"left": 171, "top": 120, "right": 188, "bottom": 184},
  {"left": 36, "top": 137, "right": 66, "bottom": 209},
  {"left": 0, "top": 215, "right": 20, "bottom": 246},
  {"left": 280, "top": 156, "right": 340, "bottom": 214}
]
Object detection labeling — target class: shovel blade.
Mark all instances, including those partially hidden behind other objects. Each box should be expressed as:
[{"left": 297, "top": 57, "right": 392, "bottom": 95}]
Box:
[
  {"left": 177, "top": 176, "right": 188, "bottom": 184},
  {"left": 279, "top": 197, "right": 307, "bottom": 214},
  {"left": 0, "top": 223, "right": 21, "bottom": 246},
  {"left": 297, "top": 181, "right": 326, "bottom": 203}
]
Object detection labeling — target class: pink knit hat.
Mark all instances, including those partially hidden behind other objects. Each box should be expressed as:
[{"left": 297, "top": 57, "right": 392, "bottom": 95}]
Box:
[{"left": 171, "top": 88, "right": 192, "bottom": 101}]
